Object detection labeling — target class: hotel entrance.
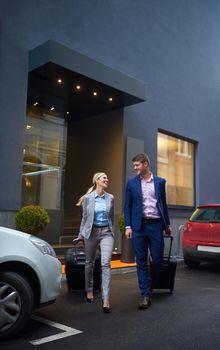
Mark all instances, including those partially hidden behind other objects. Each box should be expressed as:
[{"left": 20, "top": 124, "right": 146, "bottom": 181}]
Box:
[{"left": 22, "top": 41, "right": 145, "bottom": 253}]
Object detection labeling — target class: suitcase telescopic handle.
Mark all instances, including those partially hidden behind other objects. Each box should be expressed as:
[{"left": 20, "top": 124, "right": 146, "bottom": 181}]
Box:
[
  {"left": 72, "top": 238, "right": 84, "bottom": 255},
  {"left": 164, "top": 234, "right": 173, "bottom": 261}
]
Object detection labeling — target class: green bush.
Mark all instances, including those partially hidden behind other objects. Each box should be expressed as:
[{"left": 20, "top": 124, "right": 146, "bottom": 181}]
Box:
[
  {"left": 16, "top": 205, "right": 50, "bottom": 234},
  {"left": 118, "top": 214, "right": 125, "bottom": 234}
]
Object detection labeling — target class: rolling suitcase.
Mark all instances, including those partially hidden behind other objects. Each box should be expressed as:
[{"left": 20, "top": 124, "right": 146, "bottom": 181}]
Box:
[
  {"left": 151, "top": 235, "right": 177, "bottom": 293},
  {"left": 65, "top": 244, "right": 101, "bottom": 291}
]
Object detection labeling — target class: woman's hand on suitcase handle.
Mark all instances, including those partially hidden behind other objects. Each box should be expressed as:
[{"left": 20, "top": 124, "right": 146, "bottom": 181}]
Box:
[{"left": 73, "top": 237, "right": 84, "bottom": 245}]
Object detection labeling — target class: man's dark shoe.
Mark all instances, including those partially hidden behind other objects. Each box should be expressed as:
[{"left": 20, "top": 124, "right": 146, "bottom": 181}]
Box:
[{"left": 138, "top": 296, "right": 152, "bottom": 310}]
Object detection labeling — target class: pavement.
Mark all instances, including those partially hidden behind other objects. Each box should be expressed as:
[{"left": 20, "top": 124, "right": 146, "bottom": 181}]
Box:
[{"left": 2, "top": 261, "right": 220, "bottom": 350}]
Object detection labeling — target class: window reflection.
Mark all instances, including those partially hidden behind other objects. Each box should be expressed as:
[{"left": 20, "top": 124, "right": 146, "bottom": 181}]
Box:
[
  {"left": 157, "top": 132, "right": 195, "bottom": 206},
  {"left": 22, "top": 107, "right": 67, "bottom": 209}
]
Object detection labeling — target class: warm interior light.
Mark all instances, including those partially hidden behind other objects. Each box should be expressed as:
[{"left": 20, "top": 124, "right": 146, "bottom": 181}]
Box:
[
  {"left": 25, "top": 178, "right": 31, "bottom": 187},
  {"left": 50, "top": 106, "right": 55, "bottom": 111},
  {"left": 93, "top": 91, "right": 98, "bottom": 96},
  {"left": 66, "top": 111, "right": 70, "bottom": 115},
  {"left": 76, "top": 85, "right": 81, "bottom": 90},
  {"left": 57, "top": 79, "right": 62, "bottom": 84},
  {"left": 26, "top": 125, "right": 32, "bottom": 130},
  {"left": 34, "top": 102, "right": 38, "bottom": 106},
  {"left": 108, "top": 97, "right": 113, "bottom": 102}
]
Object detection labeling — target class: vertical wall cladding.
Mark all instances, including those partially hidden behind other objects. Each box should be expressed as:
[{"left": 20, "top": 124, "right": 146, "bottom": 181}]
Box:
[
  {"left": 121, "top": 1, "right": 220, "bottom": 204},
  {"left": 0, "top": 21, "right": 29, "bottom": 210},
  {"left": 1, "top": 0, "right": 220, "bottom": 212}
]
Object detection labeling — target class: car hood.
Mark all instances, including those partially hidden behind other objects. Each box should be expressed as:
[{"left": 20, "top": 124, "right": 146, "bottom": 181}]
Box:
[{"left": 0, "top": 226, "right": 30, "bottom": 238}]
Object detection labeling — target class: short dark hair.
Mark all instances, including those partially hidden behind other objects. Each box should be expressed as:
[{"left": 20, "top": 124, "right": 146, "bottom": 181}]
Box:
[{"left": 132, "top": 153, "right": 150, "bottom": 166}]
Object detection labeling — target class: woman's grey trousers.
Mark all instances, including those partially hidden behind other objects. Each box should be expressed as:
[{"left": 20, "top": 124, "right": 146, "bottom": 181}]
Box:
[{"left": 84, "top": 226, "right": 114, "bottom": 300}]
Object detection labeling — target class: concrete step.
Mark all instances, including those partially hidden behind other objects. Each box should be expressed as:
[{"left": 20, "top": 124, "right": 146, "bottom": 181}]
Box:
[
  {"left": 55, "top": 250, "right": 121, "bottom": 264},
  {"left": 58, "top": 234, "right": 78, "bottom": 245},
  {"left": 63, "top": 227, "right": 79, "bottom": 236},
  {"left": 53, "top": 245, "right": 74, "bottom": 257}
]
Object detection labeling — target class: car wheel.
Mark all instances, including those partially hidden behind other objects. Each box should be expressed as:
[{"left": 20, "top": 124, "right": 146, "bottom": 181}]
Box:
[
  {"left": 0, "top": 271, "right": 34, "bottom": 339},
  {"left": 184, "top": 258, "right": 200, "bottom": 268}
]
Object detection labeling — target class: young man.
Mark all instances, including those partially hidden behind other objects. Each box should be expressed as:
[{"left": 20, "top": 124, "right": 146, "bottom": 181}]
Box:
[{"left": 124, "top": 153, "right": 171, "bottom": 309}]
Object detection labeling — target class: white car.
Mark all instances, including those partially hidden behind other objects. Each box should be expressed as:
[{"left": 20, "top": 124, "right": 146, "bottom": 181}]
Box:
[{"left": 0, "top": 226, "right": 62, "bottom": 339}]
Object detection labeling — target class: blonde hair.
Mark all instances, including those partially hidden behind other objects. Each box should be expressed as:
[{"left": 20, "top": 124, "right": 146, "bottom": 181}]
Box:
[{"left": 76, "top": 172, "right": 106, "bottom": 206}]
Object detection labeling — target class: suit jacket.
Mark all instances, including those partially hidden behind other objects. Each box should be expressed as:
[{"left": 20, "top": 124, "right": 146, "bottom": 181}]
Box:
[
  {"left": 79, "top": 191, "right": 114, "bottom": 239},
  {"left": 124, "top": 175, "right": 170, "bottom": 231}
]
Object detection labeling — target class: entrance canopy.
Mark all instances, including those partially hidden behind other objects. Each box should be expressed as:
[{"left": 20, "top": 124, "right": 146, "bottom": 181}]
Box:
[{"left": 28, "top": 40, "right": 146, "bottom": 120}]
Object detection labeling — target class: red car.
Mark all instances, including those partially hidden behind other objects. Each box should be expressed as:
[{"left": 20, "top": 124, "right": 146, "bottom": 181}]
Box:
[{"left": 182, "top": 204, "right": 220, "bottom": 267}]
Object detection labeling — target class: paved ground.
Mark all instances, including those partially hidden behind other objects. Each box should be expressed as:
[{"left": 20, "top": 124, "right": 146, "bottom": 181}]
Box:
[{"left": 2, "top": 261, "right": 220, "bottom": 350}]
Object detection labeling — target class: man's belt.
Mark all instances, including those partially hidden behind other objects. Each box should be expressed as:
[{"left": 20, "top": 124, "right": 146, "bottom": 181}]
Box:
[{"left": 142, "top": 217, "right": 162, "bottom": 224}]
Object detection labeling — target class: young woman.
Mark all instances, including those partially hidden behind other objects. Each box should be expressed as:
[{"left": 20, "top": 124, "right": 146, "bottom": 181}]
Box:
[{"left": 76, "top": 172, "right": 114, "bottom": 313}]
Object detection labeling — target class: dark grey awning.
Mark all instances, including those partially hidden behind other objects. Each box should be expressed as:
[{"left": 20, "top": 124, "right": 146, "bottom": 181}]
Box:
[
  {"left": 29, "top": 40, "right": 146, "bottom": 102},
  {"left": 28, "top": 40, "right": 146, "bottom": 119}
]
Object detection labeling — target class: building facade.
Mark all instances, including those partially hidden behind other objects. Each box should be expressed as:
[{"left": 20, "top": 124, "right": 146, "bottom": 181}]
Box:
[{"left": 1, "top": 0, "right": 220, "bottom": 254}]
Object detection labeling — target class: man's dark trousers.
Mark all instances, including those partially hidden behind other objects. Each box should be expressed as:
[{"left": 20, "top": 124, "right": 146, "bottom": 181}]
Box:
[{"left": 132, "top": 220, "right": 164, "bottom": 297}]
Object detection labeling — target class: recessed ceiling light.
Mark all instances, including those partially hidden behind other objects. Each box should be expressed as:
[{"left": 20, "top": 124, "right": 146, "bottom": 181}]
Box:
[
  {"left": 57, "top": 79, "right": 62, "bottom": 84},
  {"left": 75, "top": 85, "right": 81, "bottom": 90},
  {"left": 108, "top": 97, "right": 113, "bottom": 102},
  {"left": 93, "top": 91, "right": 98, "bottom": 96},
  {"left": 26, "top": 125, "right": 32, "bottom": 130},
  {"left": 50, "top": 107, "right": 55, "bottom": 111},
  {"left": 34, "top": 102, "right": 38, "bottom": 106},
  {"left": 66, "top": 111, "right": 70, "bottom": 115}
]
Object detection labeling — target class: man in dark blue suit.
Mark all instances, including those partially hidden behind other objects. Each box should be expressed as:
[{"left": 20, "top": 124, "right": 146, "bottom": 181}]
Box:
[{"left": 124, "top": 153, "right": 171, "bottom": 309}]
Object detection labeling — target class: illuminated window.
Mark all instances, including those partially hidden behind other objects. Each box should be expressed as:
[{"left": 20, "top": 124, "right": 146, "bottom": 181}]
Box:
[
  {"left": 22, "top": 108, "right": 67, "bottom": 209},
  {"left": 157, "top": 132, "right": 195, "bottom": 206}
]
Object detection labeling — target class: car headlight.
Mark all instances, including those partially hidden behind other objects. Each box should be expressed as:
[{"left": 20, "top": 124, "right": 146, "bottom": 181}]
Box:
[{"left": 29, "top": 236, "right": 57, "bottom": 258}]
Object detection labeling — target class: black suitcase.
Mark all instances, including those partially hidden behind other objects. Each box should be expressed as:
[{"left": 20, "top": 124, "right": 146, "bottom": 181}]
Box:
[
  {"left": 65, "top": 245, "right": 101, "bottom": 291},
  {"left": 151, "top": 235, "right": 177, "bottom": 293}
]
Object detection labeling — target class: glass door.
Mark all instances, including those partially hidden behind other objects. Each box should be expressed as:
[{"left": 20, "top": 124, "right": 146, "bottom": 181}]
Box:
[{"left": 22, "top": 108, "right": 67, "bottom": 210}]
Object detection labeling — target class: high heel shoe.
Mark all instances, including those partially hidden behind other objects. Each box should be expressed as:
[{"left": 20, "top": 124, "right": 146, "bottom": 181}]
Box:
[
  {"left": 102, "top": 305, "right": 111, "bottom": 313},
  {"left": 87, "top": 297, "right": 94, "bottom": 302},
  {"left": 86, "top": 293, "right": 94, "bottom": 302},
  {"left": 102, "top": 299, "right": 111, "bottom": 313}
]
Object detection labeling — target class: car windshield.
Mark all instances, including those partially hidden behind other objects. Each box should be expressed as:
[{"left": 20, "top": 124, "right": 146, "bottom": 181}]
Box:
[{"left": 190, "top": 207, "right": 220, "bottom": 222}]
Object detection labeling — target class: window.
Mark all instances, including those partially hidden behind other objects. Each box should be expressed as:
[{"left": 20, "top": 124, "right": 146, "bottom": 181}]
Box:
[
  {"left": 157, "top": 132, "right": 195, "bottom": 206},
  {"left": 190, "top": 207, "right": 220, "bottom": 222},
  {"left": 22, "top": 106, "right": 67, "bottom": 209}
]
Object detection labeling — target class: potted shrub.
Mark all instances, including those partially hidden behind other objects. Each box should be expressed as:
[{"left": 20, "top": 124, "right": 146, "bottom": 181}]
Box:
[
  {"left": 15, "top": 205, "right": 50, "bottom": 235},
  {"left": 118, "top": 214, "right": 135, "bottom": 263}
]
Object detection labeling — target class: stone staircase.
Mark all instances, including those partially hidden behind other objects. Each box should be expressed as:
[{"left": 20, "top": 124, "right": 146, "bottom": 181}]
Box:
[{"left": 53, "top": 216, "right": 80, "bottom": 258}]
